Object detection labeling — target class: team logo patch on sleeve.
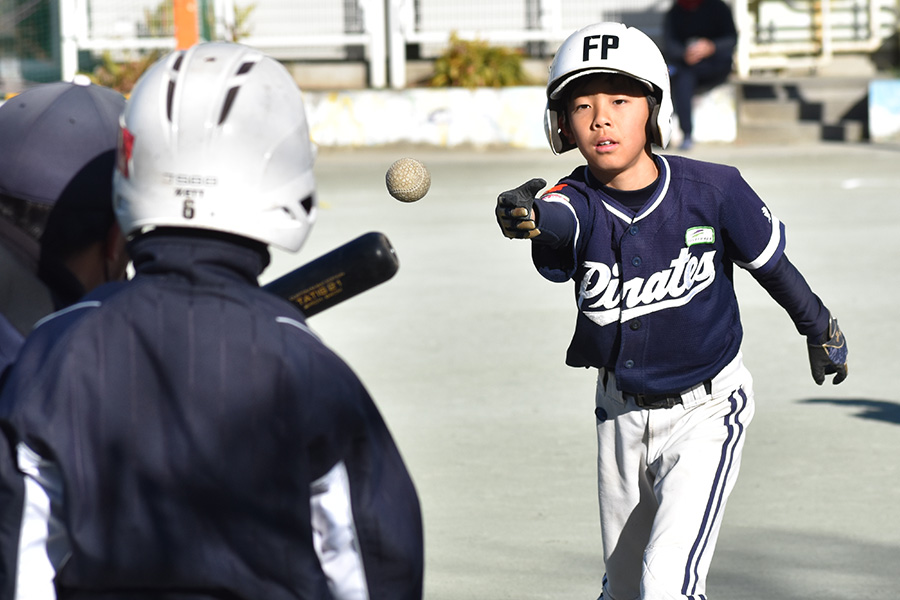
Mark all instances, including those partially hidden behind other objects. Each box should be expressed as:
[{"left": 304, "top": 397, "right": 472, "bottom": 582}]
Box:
[
  {"left": 543, "top": 192, "right": 571, "bottom": 203},
  {"left": 685, "top": 226, "right": 715, "bottom": 246}
]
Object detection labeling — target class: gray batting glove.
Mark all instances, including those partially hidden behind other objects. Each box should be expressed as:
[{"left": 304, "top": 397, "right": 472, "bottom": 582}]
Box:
[
  {"left": 807, "top": 314, "right": 848, "bottom": 385},
  {"left": 496, "top": 178, "right": 546, "bottom": 239}
]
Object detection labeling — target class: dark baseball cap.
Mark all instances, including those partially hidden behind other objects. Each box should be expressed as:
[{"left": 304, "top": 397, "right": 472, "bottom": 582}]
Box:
[{"left": 0, "top": 78, "right": 125, "bottom": 207}]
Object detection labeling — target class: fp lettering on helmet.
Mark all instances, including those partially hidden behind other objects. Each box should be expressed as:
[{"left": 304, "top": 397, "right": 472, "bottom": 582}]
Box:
[{"left": 583, "top": 34, "right": 619, "bottom": 61}]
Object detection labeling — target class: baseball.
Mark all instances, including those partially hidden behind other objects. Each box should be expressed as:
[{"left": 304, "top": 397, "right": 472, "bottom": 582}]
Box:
[{"left": 385, "top": 157, "right": 431, "bottom": 203}]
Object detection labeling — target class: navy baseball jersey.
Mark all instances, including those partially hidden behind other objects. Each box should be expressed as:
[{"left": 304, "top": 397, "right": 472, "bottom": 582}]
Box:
[{"left": 532, "top": 154, "right": 786, "bottom": 395}]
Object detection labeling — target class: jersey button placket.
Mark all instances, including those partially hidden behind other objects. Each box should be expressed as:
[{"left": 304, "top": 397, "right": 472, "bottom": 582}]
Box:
[{"left": 622, "top": 222, "right": 642, "bottom": 378}]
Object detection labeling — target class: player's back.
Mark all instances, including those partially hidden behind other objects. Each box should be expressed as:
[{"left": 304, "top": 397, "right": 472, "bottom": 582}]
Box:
[{"left": 3, "top": 232, "right": 367, "bottom": 599}]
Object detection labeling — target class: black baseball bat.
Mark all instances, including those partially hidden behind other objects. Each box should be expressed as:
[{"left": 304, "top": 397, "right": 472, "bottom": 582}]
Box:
[{"left": 263, "top": 231, "right": 399, "bottom": 317}]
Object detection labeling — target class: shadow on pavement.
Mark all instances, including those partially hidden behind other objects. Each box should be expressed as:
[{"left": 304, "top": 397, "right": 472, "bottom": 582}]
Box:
[
  {"left": 714, "top": 525, "right": 898, "bottom": 600},
  {"left": 800, "top": 397, "right": 900, "bottom": 425}
]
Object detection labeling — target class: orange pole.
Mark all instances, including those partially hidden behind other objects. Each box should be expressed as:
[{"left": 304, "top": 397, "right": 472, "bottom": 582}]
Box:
[{"left": 174, "top": 0, "right": 199, "bottom": 49}]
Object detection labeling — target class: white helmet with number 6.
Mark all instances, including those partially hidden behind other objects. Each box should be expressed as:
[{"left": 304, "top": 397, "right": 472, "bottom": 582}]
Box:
[
  {"left": 544, "top": 22, "right": 674, "bottom": 153},
  {"left": 114, "top": 42, "right": 317, "bottom": 252}
]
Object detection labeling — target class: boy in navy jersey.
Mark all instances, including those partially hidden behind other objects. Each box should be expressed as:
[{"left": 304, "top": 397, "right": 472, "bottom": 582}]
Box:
[{"left": 495, "top": 22, "right": 847, "bottom": 600}]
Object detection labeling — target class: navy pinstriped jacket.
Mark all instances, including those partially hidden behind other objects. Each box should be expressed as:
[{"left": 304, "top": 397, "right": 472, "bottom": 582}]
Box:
[{"left": 0, "top": 232, "right": 423, "bottom": 600}]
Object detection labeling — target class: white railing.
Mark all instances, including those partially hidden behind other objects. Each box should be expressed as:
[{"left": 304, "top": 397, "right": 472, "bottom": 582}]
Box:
[
  {"left": 735, "top": 0, "right": 897, "bottom": 75},
  {"left": 58, "top": 0, "right": 387, "bottom": 87},
  {"left": 51, "top": 0, "right": 900, "bottom": 88},
  {"left": 386, "top": 0, "right": 670, "bottom": 88}
]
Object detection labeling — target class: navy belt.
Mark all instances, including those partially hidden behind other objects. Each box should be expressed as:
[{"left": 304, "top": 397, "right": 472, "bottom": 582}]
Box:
[{"left": 626, "top": 379, "right": 712, "bottom": 410}]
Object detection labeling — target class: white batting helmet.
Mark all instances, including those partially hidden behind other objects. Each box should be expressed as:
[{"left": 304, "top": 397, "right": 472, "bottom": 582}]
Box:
[
  {"left": 114, "top": 42, "right": 317, "bottom": 252},
  {"left": 544, "top": 22, "right": 674, "bottom": 153}
]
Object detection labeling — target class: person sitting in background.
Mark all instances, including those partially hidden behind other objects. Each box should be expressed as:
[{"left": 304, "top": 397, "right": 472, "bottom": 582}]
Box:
[{"left": 663, "top": 0, "right": 737, "bottom": 150}]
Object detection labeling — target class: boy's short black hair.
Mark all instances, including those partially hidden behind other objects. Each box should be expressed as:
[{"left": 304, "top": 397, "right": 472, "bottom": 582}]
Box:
[
  {"left": 562, "top": 72, "right": 651, "bottom": 105},
  {"left": 554, "top": 72, "right": 659, "bottom": 117}
]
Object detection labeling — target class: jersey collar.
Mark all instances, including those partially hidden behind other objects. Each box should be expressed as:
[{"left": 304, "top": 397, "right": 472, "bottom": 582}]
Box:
[{"left": 586, "top": 154, "right": 672, "bottom": 224}]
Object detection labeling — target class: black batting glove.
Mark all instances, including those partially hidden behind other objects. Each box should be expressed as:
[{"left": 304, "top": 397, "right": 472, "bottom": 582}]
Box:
[
  {"left": 807, "top": 314, "right": 848, "bottom": 385},
  {"left": 496, "top": 178, "right": 546, "bottom": 240}
]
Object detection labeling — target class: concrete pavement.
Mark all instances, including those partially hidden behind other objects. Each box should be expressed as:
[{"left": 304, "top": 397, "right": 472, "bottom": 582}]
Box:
[{"left": 264, "top": 140, "right": 900, "bottom": 599}]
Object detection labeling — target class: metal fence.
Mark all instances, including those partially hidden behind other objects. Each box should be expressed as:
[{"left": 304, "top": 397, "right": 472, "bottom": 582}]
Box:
[
  {"left": 1, "top": 0, "right": 897, "bottom": 91},
  {"left": 386, "top": 0, "right": 670, "bottom": 86},
  {"left": 738, "top": 0, "right": 898, "bottom": 74},
  {"left": 55, "top": 0, "right": 388, "bottom": 85}
]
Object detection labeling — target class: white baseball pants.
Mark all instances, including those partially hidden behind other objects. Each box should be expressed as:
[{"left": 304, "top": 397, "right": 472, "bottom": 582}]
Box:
[{"left": 594, "top": 353, "right": 755, "bottom": 600}]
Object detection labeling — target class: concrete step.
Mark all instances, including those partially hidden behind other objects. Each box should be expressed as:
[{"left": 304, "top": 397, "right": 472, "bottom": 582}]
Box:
[
  {"left": 738, "top": 99, "right": 801, "bottom": 123},
  {"left": 734, "top": 76, "right": 870, "bottom": 143},
  {"left": 823, "top": 120, "right": 866, "bottom": 143},
  {"left": 737, "top": 121, "right": 822, "bottom": 144},
  {"left": 738, "top": 120, "right": 866, "bottom": 144},
  {"left": 793, "top": 86, "right": 869, "bottom": 125}
]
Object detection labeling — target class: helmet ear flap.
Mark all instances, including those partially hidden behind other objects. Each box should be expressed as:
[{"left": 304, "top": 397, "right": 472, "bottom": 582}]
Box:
[
  {"left": 646, "top": 93, "right": 662, "bottom": 147},
  {"left": 544, "top": 100, "right": 576, "bottom": 155}
]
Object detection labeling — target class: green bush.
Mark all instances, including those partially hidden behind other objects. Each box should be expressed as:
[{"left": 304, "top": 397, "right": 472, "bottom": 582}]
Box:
[
  {"left": 87, "top": 50, "right": 163, "bottom": 94},
  {"left": 429, "top": 33, "right": 532, "bottom": 88}
]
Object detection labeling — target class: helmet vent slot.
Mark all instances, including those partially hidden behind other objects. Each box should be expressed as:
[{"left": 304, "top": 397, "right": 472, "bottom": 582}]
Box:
[
  {"left": 166, "top": 81, "right": 176, "bottom": 122},
  {"left": 300, "top": 195, "right": 314, "bottom": 215},
  {"left": 237, "top": 61, "right": 255, "bottom": 75},
  {"left": 218, "top": 87, "right": 239, "bottom": 125}
]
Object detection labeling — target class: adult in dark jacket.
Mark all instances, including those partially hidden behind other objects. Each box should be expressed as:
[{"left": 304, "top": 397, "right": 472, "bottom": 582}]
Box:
[
  {"left": 0, "top": 80, "right": 128, "bottom": 600},
  {"left": 0, "top": 42, "right": 423, "bottom": 600},
  {"left": 0, "top": 80, "right": 128, "bottom": 377},
  {"left": 663, "top": 0, "right": 737, "bottom": 149}
]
